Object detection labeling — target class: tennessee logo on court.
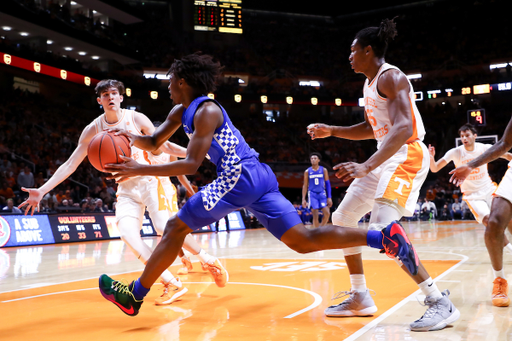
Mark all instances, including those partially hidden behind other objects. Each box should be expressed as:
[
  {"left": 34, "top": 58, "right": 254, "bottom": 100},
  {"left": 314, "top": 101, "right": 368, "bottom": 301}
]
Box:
[{"left": 0, "top": 216, "right": 11, "bottom": 247}]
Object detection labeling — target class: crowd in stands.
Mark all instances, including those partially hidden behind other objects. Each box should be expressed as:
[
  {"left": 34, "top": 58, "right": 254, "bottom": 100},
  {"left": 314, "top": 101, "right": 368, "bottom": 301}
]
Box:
[{"left": 1, "top": 0, "right": 512, "bottom": 222}]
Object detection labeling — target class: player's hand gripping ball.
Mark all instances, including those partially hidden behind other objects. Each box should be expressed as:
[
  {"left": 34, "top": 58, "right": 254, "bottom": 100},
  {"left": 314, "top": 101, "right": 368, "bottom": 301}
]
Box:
[{"left": 87, "top": 131, "right": 131, "bottom": 172}]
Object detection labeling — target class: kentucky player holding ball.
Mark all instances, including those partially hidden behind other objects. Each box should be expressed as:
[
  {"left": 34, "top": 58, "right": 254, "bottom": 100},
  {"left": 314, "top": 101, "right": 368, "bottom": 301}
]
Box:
[
  {"left": 19, "top": 79, "right": 225, "bottom": 305},
  {"left": 302, "top": 152, "right": 332, "bottom": 227}
]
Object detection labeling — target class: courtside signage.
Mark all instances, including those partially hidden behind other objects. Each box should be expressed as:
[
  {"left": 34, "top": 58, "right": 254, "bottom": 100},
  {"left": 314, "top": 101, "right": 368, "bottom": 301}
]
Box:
[{"left": 0, "top": 215, "right": 55, "bottom": 247}]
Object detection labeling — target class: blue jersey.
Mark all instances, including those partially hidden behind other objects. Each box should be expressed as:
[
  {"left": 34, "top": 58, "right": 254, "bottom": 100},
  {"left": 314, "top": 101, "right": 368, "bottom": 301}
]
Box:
[
  {"left": 178, "top": 96, "right": 302, "bottom": 239},
  {"left": 182, "top": 96, "right": 259, "bottom": 175},
  {"left": 307, "top": 166, "right": 325, "bottom": 193}
]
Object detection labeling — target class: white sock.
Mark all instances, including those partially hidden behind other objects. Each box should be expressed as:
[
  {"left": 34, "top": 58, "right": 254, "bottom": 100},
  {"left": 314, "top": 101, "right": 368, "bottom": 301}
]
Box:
[
  {"left": 505, "top": 243, "right": 512, "bottom": 254},
  {"left": 418, "top": 277, "right": 443, "bottom": 299},
  {"left": 195, "top": 249, "right": 215, "bottom": 264},
  {"left": 161, "top": 270, "right": 179, "bottom": 286},
  {"left": 494, "top": 268, "right": 506, "bottom": 280},
  {"left": 350, "top": 274, "right": 367, "bottom": 292}
]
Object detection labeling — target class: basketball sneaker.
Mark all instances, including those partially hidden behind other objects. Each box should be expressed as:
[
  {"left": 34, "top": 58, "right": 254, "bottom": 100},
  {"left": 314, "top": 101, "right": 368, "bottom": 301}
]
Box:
[
  {"left": 324, "top": 289, "right": 377, "bottom": 317},
  {"left": 200, "top": 261, "right": 208, "bottom": 272},
  {"left": 203, "top": 258, "right": 229, "bottom": 287},
  {"left": 155, "top": 279, "right": 188, "bottom": 305},
  {"left": 410, "top": 290, "right": 460, "bottom": 331},
  {"left": 492, "top": 277, "right": 510, "bottom": 307},
  {"left": 98, "top": 274, "right": 143, "bottom": 316},
  {"left": 381, "top": 220, "right": 419, "bottom": 276},
  {"left": 177, "top": 255, "right": 194, "bottom": 275}
]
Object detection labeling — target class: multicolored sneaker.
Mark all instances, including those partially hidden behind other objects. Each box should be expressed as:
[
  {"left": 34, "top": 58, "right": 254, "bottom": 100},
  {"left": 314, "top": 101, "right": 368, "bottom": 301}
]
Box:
[
  {"left": 177, "top": 255, "right": 194, "bottom": 275},
  {"left": 155, "top": 279, "right": 188, "bottom": 305},
  {"left": 99, "top": 274, "right": 143, "bottom": 316},
  {"left": 492, "top": 277, "right": 510, "bottom": 307},
  {"left": 381, "top": 220, "right": 419, "bottom": 276},
  {"left": 203, "top": 258, "right": 229, "bottom": 287},
  {"left": 200, "top": 261, "right": 208, "bottom": 272}
]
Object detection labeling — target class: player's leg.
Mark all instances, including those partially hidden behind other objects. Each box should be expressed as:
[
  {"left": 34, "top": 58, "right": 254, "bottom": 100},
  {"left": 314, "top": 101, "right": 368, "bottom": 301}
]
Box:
[
  {"left": 181, "top": 233, "right": 223, "bottom": 275},
  {"left": 320, "top": 206, "right": 330, "bottom": 226},
  {"left": 325, "top": 192, "right": 376, "bottom": 317},
  {"left": 485, "top": 196, "right": 512, "bottom": 306},
  {"left": 311, "top": 209, "right": 320, "bottom": 228}
]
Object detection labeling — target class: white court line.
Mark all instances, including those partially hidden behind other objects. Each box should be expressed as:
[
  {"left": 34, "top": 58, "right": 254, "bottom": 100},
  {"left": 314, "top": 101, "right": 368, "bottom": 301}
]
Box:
[
  {"left": 344, "top": 251, "right": 469, "bottom": 341},
  {"left": 1, "top": 281, "right": 321, "bottom": 319}
]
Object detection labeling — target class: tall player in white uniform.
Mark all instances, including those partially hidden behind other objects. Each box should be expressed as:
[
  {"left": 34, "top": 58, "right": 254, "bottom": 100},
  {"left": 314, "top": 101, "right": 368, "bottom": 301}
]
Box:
[
  {"left": 431, "top": 123, "right": 512, "bottom": 306},
  {"left": 19, "top": 79, "right": 225, "bottom": 305},
  {"left": 307, "top": 18, "right": 459, "bottom": 331}
]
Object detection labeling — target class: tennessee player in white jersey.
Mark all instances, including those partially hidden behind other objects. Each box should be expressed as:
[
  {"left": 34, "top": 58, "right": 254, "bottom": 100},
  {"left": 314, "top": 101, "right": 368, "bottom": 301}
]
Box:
[
  {"left": 20, "top": 79, "right": 222, "bottom": 305},
  {"left": 307, "top": 18, "right": 458, "bottom": 331},
  {"left": 430, "top": 123, "right": 512, "bottom": 306}
]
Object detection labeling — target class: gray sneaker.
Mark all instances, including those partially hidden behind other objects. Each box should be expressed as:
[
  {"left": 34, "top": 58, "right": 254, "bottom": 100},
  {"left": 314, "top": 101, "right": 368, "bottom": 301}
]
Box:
[
  {"left": 324, "top": 289, "right": 378, "bottom": 317},
  {"left": 410, "top": 290, "right": 460, "bottom": 331}
]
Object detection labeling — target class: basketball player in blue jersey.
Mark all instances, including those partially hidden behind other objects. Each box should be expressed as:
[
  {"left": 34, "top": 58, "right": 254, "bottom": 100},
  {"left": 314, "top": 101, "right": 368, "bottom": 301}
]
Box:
[
  {"left": 302, "top": 153, "right": 332, "bottom": 227},
  {"left": 98, "top": 52, "right": 423, "bottom": 322}
]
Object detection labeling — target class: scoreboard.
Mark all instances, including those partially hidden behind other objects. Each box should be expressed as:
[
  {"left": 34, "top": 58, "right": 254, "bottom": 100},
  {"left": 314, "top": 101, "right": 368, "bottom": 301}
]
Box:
[{"left": 194, "top": 0, "right": 243, "bottom": 34}]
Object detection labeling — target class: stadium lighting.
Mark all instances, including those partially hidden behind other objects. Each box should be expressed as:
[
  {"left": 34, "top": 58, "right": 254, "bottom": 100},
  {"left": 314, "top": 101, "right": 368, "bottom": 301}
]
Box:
[
  {"left": 490, "top": 63, "right": 508, "bottom": 70},
  {"left": 2, "top": 26, "right": 12, "bottom": 31},
  {"left": 299, "top": 80, "right": 321, "bottom": 87},
  {"left": 234, "top": 94, "right": 242, "bottom": 103},
  {"left": 47, "top": 40, "right": 53, "bottom": 44},
  {"left": 78, "top": 51, "right": 87, "bottom": 56},
  {"left": 406, "top": 74, "right": 422, "bottom": 80},
  {"left": 91, "top": 56, "right": 100, "bottom": 60},
  {"left": 19, "top": 32, "right": 29, "bottom": 36},
  {"left": 64, "top": 47, "right": 73, "bottom": 51},
  {"left": 260, "top": 95, "right": 267, "bottom": 104},
  {"left": 286, "top": 96, "right": 293, "bottom": 105}
]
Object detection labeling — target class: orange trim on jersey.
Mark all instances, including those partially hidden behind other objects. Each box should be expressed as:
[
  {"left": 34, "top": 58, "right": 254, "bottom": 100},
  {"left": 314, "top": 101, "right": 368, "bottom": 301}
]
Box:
[
  {"left": 101, "top": 109, "right": 126, "bottom": 127},
  {"left": 157, "top": 178, "right": 171, "bottom": 213},
  {"left": 131, "top": 110, "right": 144, "bottom": 135},
  {"left": 143, "top": 151, "right": 152, "bottom": 165},
  {"left": 382, "top": 142, "right": 423, "bottom": 208},
  {"left": 405, "top": 97, "right": 419, "bottom": 144},
  {"left": 377, "top": 92, "right": 387, "bottom": 101},
  {"left": 462, "top": 199, "right": 479, "bottom": 222},
  {"left": 368, "top": 64, "right": 385, "bottom": 88}
]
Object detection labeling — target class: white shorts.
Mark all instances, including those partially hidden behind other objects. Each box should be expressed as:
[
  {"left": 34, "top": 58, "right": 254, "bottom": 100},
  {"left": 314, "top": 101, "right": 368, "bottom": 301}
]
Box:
[
  {"left": 346, "top": 141, "right": 429, "bottom": 217},
  {"left": 462, "top": 182, "right": 497, "bottom": 224},
  {"left": 115, "top": 176, "right": 179, "bottom": 234},
  {"left": 495, "top": 166, "right": 512, "bottom": 205}
]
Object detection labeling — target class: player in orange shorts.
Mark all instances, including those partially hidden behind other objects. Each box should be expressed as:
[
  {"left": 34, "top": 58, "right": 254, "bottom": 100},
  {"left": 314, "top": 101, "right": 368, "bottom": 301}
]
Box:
[{"left": 307, "top": 18, "right": 459, "bottom": 331}]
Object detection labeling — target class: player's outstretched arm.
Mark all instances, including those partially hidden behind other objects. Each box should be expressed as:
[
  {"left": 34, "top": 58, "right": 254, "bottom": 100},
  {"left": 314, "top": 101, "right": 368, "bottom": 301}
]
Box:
[
  {"left": 130, "top": 105, "right": 185, "bottom": 152},
  {"left": 307, "top": 121, "right": 373, "bottom": 141},
  {"left": 19, "top": 123, "right": 96, "bottom": 215},
  {"left": 428, "top": 144, "right": 449, "bottom": 172},
  {"left": 105, "top": 102, "right": 222, "bottom": 180}
]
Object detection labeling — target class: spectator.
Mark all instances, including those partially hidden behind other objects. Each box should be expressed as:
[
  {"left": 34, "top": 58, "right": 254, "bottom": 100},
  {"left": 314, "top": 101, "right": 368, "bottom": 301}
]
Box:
[
  {"left": 421, "top": 198, "right": 437, "bottom": 221},
  {"left": 17, "top": 166, "right": 35, "bottom": 190},
  {"left": 451, "top": 198, "right": 463, "bottom": 220},
  {"left": 2, "top": 198, "right": 22, "bottom": 214}
]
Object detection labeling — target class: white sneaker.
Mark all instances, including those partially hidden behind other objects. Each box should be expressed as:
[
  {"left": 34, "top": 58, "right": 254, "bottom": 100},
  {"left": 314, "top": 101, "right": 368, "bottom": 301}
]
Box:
[
  {"left": 410, "top": 290, "right": 460, "bottom": 331},
  {"left": 324, "top": 289, "right": 377, "bottom": 317},
  {"left": 154, "top": 279, "right": 188, "bottom": 305}
]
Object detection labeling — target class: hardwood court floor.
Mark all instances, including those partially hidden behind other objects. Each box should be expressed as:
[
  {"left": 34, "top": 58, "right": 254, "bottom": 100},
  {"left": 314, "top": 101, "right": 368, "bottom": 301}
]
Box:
[{"left": 1, "top": 220, "right": 511, "bottom": 340}]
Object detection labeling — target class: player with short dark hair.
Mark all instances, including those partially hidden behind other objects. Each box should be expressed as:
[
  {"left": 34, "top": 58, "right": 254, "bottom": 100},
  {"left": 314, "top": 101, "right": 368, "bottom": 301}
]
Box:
[
  {"left": 97, "top": 52, "right": 421, "bottom": 326},
  {"left": 431, "top": 123, "right": 512, "bottom": 306},
  {"left": 302, "top": 152, "right": 332, "bottom": 227},
  {"left": 307, "top": 18, "right": 459, "bottom": 331}
]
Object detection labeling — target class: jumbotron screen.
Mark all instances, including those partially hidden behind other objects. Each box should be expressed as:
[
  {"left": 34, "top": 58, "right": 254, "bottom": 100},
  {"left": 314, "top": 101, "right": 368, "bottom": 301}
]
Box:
[{"left": 194, "top": 0, "right": 242, "bottom": 34}]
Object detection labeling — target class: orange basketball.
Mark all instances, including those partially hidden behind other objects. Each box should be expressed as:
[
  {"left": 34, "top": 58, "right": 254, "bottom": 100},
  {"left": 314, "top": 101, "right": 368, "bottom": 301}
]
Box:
[{"left": 87, "top": 131, "right": 131, "bottom": 172}]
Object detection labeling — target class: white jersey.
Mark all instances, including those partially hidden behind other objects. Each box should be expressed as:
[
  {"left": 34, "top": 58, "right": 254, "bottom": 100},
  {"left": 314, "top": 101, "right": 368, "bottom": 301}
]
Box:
[
  {"left": 363, "top": 63, "right": 426, "bottom": 149},
  {"left": 93, "top": 108, "right": 152, "bottom": 184},
  {"left": 441, "top": 142, "right": 494, "bottom": 194}
]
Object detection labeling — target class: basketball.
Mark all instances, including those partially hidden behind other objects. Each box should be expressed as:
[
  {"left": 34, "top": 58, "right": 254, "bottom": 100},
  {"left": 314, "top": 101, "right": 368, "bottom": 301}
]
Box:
[{"left": 87, "top": 131, "right": 131, "bottom": 172}]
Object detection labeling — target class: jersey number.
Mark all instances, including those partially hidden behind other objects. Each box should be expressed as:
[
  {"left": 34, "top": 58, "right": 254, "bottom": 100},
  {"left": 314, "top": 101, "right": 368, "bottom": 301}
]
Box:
[{"left": 314, "top": 178, "right": 319, "bottom": 185}]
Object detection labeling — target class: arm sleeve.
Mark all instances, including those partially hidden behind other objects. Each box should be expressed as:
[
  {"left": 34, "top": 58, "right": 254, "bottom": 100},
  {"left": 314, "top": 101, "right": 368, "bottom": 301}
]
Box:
[{"left": 325, "top": 180, "right": 331, "bottom": 198}]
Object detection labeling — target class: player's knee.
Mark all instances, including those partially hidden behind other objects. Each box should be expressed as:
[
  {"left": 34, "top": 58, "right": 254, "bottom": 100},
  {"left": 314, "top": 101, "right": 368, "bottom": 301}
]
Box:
[
  {"left": 487, "top": 214, "right": 506, "bottom": 234},
  {"left": 332, "top": 210, "right": 359, "bottom": 228},
  {"left": 343, "top": 246, "right": 362, "bottom": 257},
  {"left": 162, "top": 216, "right": 189, "bottom": 240}
]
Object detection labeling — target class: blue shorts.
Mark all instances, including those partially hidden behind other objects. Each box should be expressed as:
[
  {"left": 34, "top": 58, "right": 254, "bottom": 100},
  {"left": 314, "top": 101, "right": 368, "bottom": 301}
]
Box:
[
  {"left": 178, "top": 159, "right": 302, "bottom": 240},
  {"left": 309, "top": 191, "right": 327, "bottom": 210}
]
